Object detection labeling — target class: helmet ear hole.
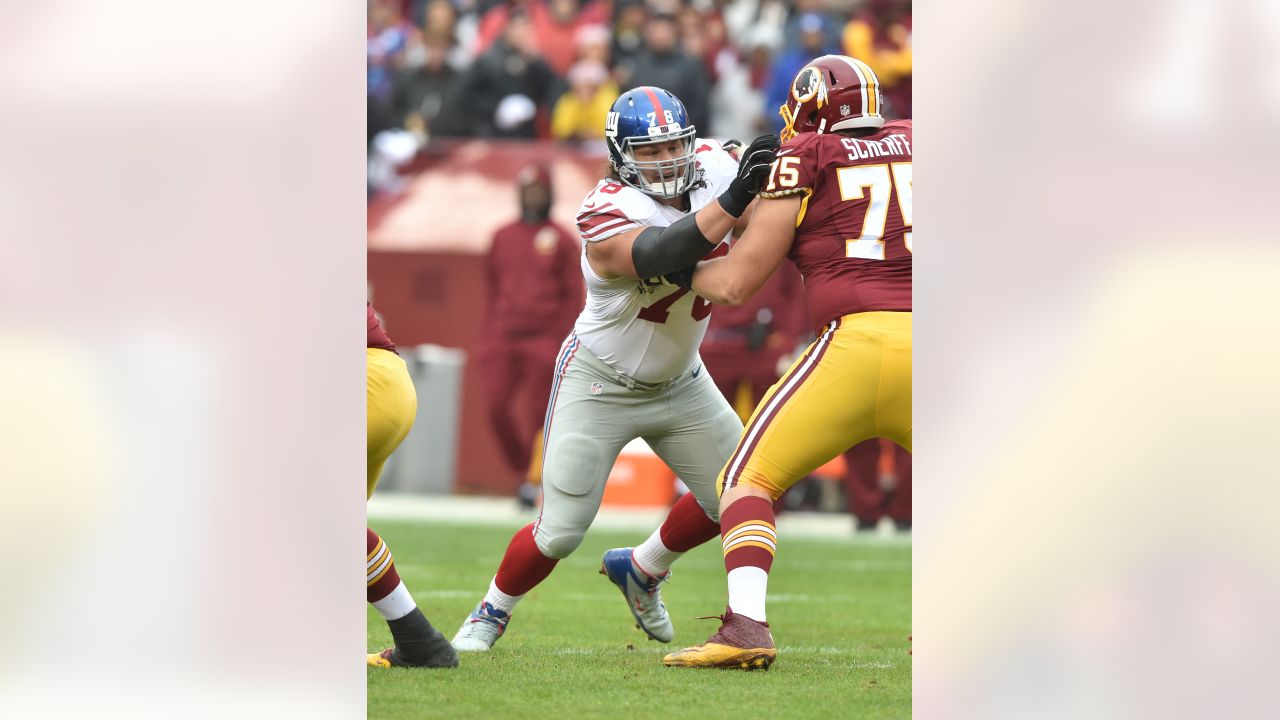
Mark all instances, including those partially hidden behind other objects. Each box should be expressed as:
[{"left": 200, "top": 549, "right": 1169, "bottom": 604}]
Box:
[{"left": 828, "top": 70, "right": 838, "bottom": 85}]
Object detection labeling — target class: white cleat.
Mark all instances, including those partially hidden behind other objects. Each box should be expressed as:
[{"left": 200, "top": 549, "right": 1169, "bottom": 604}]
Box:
[
  {"left": 451, "top": 601, "right": 511, "bottom": 652},
  {"left": 600, "top": 548, "right": 674, "bottom": 643}
]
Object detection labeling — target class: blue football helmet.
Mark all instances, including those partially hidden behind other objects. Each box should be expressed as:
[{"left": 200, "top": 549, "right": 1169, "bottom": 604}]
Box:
[{"left": 604, "top": 86, "right": 701, "bottom": 198}]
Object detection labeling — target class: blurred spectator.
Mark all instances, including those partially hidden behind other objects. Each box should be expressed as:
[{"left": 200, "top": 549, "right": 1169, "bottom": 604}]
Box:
[
  {"left": 369, "top": 0, "right": 414, "bottom": 103},
  {"left": 421, "top": 0, "right": 474, "bottom": 69},
  {"left": 391, "top": 34, "right": 462, "bottom": 139},
  {"left": 704, "top": 9, "right": 740, "bottom": 86},
  {"left": 676, "top": 5, "right": 730, "bottom": 85},
  {"left": 709, "top": 29, "right": 773, "bottom": 139},
  {"left": 574, "top": 23, "right": 611, "bottom": 66},
  {"left": 781, "top": 0, "right": 842, "bottom": 54},
  {"left": 610, "top": 1, "right": 649, "bottom": 80},
  {"left": 623, "top": 13, "right": 711, "bottom": 133},
  {"left": 843, "top": 438, "right": 912, "bottom": 531},
  {"left": 450, "top": 0, "right": 485, "bottom": 61},
  {"left": 368, "top": 0, "right": 415, "bottom": 142},
  {"left": 452, "top": 10, "right": 558, "bottom": 138},
  {"left": 677, "top": 7, "right": 711, "bottom": 78},
  {"left": 475, "top": 0, "right": 609, "bottom": 76},
  {"left": 478, "top": 165, "right": 583, "bottom": 503},
  {"left": 717, "top": 0, "right": 786, "bottom": 50},
  {"left": 551, "top": 61, "right": 619, "bottom": 142},
  {"left": 764, "top": 12, "right": 837, "bottom": 135},
  {"left": 843, "top": 0, "right": 912, "bottom": 118}
]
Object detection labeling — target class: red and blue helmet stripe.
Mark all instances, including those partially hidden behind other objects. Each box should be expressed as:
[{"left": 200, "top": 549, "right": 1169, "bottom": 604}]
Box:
[{"left": 604, "top": 86, "right": 700, "bottom": 198}]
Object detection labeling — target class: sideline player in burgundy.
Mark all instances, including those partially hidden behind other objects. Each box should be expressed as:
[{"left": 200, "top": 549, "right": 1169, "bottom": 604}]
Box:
[
  {"left": 478, "top": 164, "right": 583, "bottom": 506},
  {"left": 365, "top": 304, "right": 458, "bottom": 668},
  {"left": 662, "top": 55, "right": 912, "bottom": 670},
  {"left": 451, "top": 86, "right": 779, "bottom": 652}
]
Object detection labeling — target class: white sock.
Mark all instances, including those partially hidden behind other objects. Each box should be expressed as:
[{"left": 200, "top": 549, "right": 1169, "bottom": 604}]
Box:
[
  {"left": 372, "top": 581, "right": 417, "bottom": 621},
  {"left": 482, "top": 576, "right": 523, "bottom": 614},
  {"left": 727, "top": 566, "right": 769, "bottom": 623},
  {"left": 632, "top": 528, "right": 679, "bottom": 578}
]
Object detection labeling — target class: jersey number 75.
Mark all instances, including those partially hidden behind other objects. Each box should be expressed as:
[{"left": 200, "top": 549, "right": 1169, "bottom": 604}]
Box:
[{"left": 836, "top": 162, "right": 912, "bottom": 259}]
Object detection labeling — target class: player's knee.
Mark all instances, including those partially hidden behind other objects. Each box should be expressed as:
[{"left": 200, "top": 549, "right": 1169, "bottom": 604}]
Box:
[
  {"left": 748, "top": 478, "right": 785, "bottom": 502},
  {"left": 534, "top": 527, "right": 585, "bottom": 559},
  {"left": 725, "top": 471, "right": 784, "bottom": 504}
]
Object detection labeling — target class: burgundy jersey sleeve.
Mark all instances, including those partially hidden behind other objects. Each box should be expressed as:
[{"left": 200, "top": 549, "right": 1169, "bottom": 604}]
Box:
[
  {"left": 367, "top": 303, "right": 397, "bottom": 354},
  {"left": 763, "top": 122, "right": 913, "bottom": 330}
]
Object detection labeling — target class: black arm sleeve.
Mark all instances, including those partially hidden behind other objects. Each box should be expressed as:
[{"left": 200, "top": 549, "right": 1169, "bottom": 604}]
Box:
[{"left": 630, "top": 212, "right": 717, "bottom": 278}]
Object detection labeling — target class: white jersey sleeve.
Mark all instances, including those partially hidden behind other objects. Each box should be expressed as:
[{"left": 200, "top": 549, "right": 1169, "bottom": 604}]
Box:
[
  {"left": 574, "top": 180, "right": 660, "bottom": 244},
  {"left": 570, "top": 139, "right": 742, "bottom": 384}
]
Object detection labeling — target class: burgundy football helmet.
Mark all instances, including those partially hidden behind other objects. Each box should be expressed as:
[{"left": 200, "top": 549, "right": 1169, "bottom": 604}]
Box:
[{"left": 779, "top": 54, "right": 885, "bottom": 143}]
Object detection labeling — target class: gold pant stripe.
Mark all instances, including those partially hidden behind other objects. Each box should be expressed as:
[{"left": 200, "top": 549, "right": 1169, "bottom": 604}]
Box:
[
  {"left": 718, "top": 312, "right": 912, "bottom": 500},
  {"left": 722, "top": 320, "right": 841, "bottom": 495}
]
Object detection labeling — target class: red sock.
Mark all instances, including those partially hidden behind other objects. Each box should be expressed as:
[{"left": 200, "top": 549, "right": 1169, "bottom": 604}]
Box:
[
  {"left": 721, "top": 496, "right": 777, "bottom": 574},
  {"left": 493, "top": 523, "right": 559, "bottom": 596},
  {"left": 367, "top": 528, "right": 401, "bottom": 603},
  {"left": 659, "top": 491, "right": 722, "bottom": 552}
]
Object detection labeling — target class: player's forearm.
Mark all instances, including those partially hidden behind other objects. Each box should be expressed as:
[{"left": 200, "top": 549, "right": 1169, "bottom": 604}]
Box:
[
  {"left": 691, "top": 257, "right": 757, "bottom": 306},
  {"left": 730, "top": 201, "right": 756, "bottom": 238}
]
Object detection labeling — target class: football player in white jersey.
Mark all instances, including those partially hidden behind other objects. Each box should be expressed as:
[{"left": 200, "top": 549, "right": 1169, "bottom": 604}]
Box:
[{"left": 452, "top": 86, "right": 779, "bottom": 652}]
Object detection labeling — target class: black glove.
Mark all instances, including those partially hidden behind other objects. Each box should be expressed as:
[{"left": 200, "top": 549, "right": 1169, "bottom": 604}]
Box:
[
  {"left": 718, "top": 134, "right": 781, "bottom": 218},
  {"left": 662, "top": 264, "right": 697, "bottom": 291},
  {"left": 720, "top": 138, "right": 743, "bottom": 161}
]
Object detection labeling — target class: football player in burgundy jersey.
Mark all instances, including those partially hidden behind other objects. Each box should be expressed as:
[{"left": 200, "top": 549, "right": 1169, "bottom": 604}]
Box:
[
  {"left": 366, "top": 304, "right": 457, "bottom": 668},
  {"left": 663, "top": 55, "right": 912, "bottom": 670},
  {"left": 450, "top": 86, "right": 780, "bottom": 653}
]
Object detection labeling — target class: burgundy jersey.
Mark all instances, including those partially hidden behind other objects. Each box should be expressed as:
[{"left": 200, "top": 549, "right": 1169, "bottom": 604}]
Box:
[
  {"left": 367, "top": 303, "right": 397, "bottom": 354},
  {"left": 760, "top": 119, "right": 912, "bottom": 330}
]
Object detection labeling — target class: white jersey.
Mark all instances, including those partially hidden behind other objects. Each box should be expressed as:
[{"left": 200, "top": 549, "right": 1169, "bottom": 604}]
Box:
[{"left": 572, "top": 139, "right": 739, "bottom": 383}]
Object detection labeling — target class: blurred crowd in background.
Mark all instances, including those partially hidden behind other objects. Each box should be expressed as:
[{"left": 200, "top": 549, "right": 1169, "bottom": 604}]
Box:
[{"left": 368, "top": 0, "right": 911, "bottom": 154}]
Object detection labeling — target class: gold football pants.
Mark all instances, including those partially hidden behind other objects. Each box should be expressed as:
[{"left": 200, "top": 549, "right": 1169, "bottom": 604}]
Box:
[
  {"left": 367, "top": 347, "right": 417, "bottom": 499},
  {"left": 718, "top": 311, "right": 911, "bottom": 500}
]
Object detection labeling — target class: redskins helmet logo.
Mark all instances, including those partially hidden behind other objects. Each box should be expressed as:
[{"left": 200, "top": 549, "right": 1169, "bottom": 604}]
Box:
[{"left": 791, "top": 66, "right": 825, "bottom": 104}]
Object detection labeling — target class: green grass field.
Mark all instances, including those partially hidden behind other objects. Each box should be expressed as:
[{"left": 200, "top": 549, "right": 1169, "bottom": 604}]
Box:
[{"left": 368, "top": 518, "right": 911, "bottom": 719}]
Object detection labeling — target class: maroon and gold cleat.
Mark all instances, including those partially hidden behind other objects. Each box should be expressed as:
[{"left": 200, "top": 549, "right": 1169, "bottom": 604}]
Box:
[
  {"left": 662, "top": 607, "right": 777, "bottom": 670},
  {"left": 367, "top": 648, "right": 401, "bottom": 668},
  {"left": 367, "top": 640, "right": 458, "bottom": 669}
]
